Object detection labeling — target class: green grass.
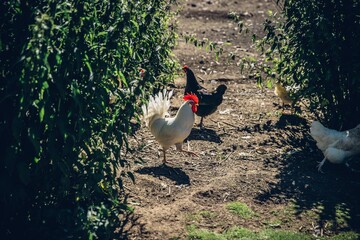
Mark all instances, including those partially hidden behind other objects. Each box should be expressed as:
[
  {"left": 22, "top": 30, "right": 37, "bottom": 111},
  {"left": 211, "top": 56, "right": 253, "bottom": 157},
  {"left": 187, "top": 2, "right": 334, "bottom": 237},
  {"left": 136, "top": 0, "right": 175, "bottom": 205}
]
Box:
[
  {"left": 186, "top": 201, "right": 358, "bottom": 240},
  {"left": 187, "top": 226, "right": 311, "bottom": 240},
  {"left": 301, "top": 203, "right": 351, "bottom": 230},
  {"left": 268, "top": 202, "right": 299, "bottom": 226},
  {"left": 263, "top": 219, "right": 282, "bottom": 228},
  {"left": 226, "top": 202, "right": 255, "bottom": 219},
  {"left": 223, "top": 227, "right": 257, "bottom": 239},
  {"left": 187, "top": 225, "right": 225, "bottom": 240},
  {"left": 259, "top": 229, "right": 313, "bottom": 240},
  {"left": 331, "top": 232, "right": 360, "bottom": 240},
  {"left": 335, "top": 204, "right": 351, "bottom": 228},
  {"left": 186, "top": 225, "right": 360, "bottom": 240},
  {"left": 187, "top": 210, "right": 218, "bottom": 223}
]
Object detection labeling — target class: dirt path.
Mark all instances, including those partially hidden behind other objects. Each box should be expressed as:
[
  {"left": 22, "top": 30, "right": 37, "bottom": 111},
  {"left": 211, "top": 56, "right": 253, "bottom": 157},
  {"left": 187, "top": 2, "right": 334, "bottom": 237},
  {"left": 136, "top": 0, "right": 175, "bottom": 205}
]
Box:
[{"left": 125, "top": 0, "right": 360, "bottom": 239}]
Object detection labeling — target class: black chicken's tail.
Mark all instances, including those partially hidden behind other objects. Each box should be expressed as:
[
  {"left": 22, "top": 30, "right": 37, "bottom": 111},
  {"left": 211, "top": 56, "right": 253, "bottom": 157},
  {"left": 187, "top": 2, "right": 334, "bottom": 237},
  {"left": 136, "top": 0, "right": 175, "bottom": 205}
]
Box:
[{"left": 216, "top": 84, "right": 227, "bottom": 96}]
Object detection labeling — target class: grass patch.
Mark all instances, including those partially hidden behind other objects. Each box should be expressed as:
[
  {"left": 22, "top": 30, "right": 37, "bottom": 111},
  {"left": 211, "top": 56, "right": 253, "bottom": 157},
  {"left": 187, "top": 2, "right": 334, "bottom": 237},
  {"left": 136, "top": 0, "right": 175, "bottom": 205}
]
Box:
[
  {"left": 263, "top": 219, "right": 282, "bottom": 228},
  {"left": 226, "top": 202, "right": 254, "bottom": 219},
  {"left": 302, "top": 203, "right": 351, "bottom": 230},
  {"left": 187, "top": 210, "right": 218, "bottom": 223},
  {"left": 334, "top": 204, "right": 351, "bottom": 228},
  {"left": 187, "top": 226, "right": 311, "bottom": 240},
  {"left": 198, "top": 210, "right": 218, "bottom": 219},
  {"left": 223, "top": 227, "right": 257, "bottom": 239},
  {"left": 268, "top": 202, "right": 298, "bottom": 226},
  {"left": 187, "top": 225, "right": 359, "bottom": 240},
  {"left": 282, "top": 201, "right": 298, "bottom": 217},
  {"left": 260, "top": 229, "right": 312, "bottom": 240},
  {"left": 187, "top": 224, "right": 225, "bottom": 240},
  {"left": 331, "top": 231, "right": 360, "bottom": 240}
]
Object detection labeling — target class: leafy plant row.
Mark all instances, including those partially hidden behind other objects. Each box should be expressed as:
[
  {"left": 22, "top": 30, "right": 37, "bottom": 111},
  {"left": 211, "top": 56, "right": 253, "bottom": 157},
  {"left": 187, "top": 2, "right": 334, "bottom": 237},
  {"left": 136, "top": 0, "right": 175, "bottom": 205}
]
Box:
[
  {"left": 0, "top": 0, "right": 177, "bottom": 239},
  {"left": 254, "top": 0, "right": 360, "bottom": 129}
]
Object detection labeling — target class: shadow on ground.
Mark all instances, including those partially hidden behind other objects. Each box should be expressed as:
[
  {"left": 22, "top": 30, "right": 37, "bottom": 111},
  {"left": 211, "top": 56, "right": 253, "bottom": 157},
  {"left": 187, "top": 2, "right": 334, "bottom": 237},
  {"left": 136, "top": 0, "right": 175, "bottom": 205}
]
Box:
[
  {"left": 187, "top": 127, "right": 222, "bottom": 143},
  {"left": 255, "top": 115, "right": 360, "bottom": 235},
  {"left": 118, "top": 206, "right": 147, "bottom": 239},
  {"left": 135, "top": 165, "right": 190, "bottom": 185}
]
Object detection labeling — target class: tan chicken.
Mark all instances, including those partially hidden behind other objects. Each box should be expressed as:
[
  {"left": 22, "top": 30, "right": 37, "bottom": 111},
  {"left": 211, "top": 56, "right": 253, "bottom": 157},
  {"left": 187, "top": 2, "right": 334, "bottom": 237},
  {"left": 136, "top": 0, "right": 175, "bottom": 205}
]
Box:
[
  {"left": 142, "top": 89, "right": 199, "bottom": 164},
  {"left": 310, "top": 121, "right": 360, "bottom": 171},
  {"left": 274, "top": 82, "right": 293, "bottom": 108}
]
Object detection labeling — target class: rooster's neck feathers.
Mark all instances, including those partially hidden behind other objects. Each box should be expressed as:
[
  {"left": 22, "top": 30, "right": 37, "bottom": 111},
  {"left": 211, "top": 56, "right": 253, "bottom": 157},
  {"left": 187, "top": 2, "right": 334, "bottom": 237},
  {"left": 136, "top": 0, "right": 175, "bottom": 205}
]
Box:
[{"left": 185, "top": 68, "right": 202, "bottom": 93}]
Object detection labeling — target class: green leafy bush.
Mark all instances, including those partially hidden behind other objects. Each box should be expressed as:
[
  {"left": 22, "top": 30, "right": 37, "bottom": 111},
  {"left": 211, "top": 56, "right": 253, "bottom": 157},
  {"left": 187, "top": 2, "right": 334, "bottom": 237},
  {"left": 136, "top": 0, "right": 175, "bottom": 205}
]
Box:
[
  {"left": 0, "top": 0, "right": 176, "bottom": 239},
  {"left": 254, "top": 0, "right": 360, "bottom": 129}
]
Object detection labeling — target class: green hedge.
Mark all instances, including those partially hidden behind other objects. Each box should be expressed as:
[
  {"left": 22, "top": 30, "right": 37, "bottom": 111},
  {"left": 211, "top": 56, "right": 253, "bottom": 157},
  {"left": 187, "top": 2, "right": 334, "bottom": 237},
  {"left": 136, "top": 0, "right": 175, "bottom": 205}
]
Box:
[
  {"left": 0, "top": 0, "right": 177, "bottom": 239},
  {"left": 258, "top": 0, "right": 360, "bottom": 129}
]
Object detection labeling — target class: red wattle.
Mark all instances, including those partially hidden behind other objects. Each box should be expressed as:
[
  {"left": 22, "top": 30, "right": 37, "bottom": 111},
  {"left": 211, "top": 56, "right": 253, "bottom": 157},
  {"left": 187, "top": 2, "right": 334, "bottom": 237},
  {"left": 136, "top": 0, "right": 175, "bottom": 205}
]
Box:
[{"left": 192, "top": 104, "right": 197, "bottom": 113}]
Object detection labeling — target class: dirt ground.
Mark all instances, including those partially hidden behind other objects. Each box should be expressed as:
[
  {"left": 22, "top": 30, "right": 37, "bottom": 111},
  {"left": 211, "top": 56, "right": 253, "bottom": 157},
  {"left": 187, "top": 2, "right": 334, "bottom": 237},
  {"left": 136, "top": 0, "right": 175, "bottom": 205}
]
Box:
[{"left": 124, "top": 0, "right": 360, "bottom": 239}]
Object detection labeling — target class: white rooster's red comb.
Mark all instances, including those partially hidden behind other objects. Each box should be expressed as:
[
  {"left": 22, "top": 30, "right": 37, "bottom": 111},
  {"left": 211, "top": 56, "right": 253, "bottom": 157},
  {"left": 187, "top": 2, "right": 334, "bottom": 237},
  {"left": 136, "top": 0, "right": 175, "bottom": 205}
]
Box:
[{"left": 183, "top": 93, "right": 199, "bottom": 104}]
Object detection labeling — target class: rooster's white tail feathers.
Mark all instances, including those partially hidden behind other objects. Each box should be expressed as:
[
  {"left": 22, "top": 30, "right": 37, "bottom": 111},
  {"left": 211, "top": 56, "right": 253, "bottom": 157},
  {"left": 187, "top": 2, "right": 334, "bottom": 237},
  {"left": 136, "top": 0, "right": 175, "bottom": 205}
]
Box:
[
  {"left": 310, "top": 121, "right": 345, "bottom": 151},
  {"left": 311, "top": 121, "right": 360, "bottom": 171},
  {"left": 142, "top": 89, "right": 173, "bottom": 127},
  {"left": 324, "top": 147, "right": 352, "bottom": 165}
]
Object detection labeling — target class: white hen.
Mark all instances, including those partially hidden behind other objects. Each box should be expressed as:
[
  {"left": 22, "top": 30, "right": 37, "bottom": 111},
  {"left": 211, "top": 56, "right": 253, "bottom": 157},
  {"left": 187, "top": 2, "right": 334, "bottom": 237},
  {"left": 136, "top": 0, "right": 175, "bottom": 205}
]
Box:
[
  {"left": 310, "top": 121, "right": 360, "bottom": 171},
  {"left": 142, "top": 89, "right": 199, "bottom": 164}
]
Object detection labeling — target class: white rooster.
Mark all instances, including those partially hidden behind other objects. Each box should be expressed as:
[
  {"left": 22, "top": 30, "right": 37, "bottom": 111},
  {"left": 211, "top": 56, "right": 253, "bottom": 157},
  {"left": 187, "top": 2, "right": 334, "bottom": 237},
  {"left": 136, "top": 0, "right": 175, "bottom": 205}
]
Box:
[
  {"left": 142, "top": 89, "right": 199, "bottom": 164},
  {"left": 310, "top": 121, "right": 360, "bottom": 171}
]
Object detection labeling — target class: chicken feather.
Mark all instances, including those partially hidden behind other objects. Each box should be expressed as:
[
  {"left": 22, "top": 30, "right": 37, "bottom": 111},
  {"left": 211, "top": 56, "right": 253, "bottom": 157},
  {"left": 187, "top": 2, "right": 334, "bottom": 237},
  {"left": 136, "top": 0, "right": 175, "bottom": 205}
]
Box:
[
  {"left": 142, "top": 89, "right": 199, "bottom": 163},
  {"left": 274, "top": 82, "right": 293, "bottom": 107},
  {"left": 310, "top": 121, "right": 360, "bottom": 171},
  {"left": 183, "top": 65, "right": 227, "bottom": 128}
]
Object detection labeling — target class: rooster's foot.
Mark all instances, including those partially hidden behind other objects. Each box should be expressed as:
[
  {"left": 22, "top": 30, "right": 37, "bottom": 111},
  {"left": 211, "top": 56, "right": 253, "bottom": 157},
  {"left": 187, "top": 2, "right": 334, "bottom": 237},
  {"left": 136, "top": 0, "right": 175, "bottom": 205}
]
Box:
[
  {"left": 161, "top": 159, "right": 172, "bottom": 165},
  {"left": 182, "top": 150, "right": 199, "bottom": 157},
  {"left": 160, "top": 162, "right": 180, "bottom": 175},
  {"left": 317, "top": 157, "right": 327, "bottom": 172}
]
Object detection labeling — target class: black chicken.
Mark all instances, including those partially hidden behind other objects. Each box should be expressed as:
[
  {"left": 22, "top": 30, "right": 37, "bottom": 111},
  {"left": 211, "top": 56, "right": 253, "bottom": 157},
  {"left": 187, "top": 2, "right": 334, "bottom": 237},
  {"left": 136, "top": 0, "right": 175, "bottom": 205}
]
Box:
[{"left": 183, "top": 65, "right": 227, "bottom": 128}]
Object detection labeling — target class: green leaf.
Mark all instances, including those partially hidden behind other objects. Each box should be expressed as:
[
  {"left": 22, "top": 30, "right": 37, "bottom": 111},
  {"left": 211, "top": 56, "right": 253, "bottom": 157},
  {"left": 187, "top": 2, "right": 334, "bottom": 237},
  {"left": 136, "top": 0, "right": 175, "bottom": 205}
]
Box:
[
  {"left": 97, "top": 31, "right": 107, "bottom": 37},
  {"left": 130, "top": 20, "right": 139, "bottom": 32},
  {"left": 42, "top": 81, "right": 49, "bottom": 89},
  {"left": 118, "top": 71, "right": 127, "bottom": 88},
  {"left": 39, "top": 107, "right": 45, "bottom": 122}
]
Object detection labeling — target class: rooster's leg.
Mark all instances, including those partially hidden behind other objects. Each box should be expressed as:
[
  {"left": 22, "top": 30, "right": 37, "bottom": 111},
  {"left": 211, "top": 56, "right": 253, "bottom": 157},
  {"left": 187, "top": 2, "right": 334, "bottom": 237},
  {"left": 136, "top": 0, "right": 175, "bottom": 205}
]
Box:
[
  {"left": 176, "top": 143, "right": 199, "bottom": 157},
  {"left": 162, "top": 149, "right": 167, "bottom": 164},
  {"left": 199, "top": 117, "right": 204, "bottom": 128},
  {"left": 317, "top": 157, "right": 327, "bottom": 172},
  {"left": 281, "top": 102, "right": 285, "bottom": 112}
]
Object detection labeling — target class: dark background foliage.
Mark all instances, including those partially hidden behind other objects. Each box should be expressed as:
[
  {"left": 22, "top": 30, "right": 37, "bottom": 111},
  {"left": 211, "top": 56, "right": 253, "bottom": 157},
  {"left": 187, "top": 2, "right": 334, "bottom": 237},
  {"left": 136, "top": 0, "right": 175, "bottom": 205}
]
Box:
[
  {"left": 256, "top": 0, "right": 360, "bottom": 129},
  {"left": 0, "top": 0, "right": 177, "bottom": 239}
]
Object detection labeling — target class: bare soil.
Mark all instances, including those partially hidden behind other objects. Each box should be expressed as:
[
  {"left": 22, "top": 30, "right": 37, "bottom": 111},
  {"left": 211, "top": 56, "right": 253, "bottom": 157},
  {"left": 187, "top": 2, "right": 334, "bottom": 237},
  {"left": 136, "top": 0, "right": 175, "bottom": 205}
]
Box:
[{"left": 124, "top": 0, "right": 360, "bottom": 239}]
